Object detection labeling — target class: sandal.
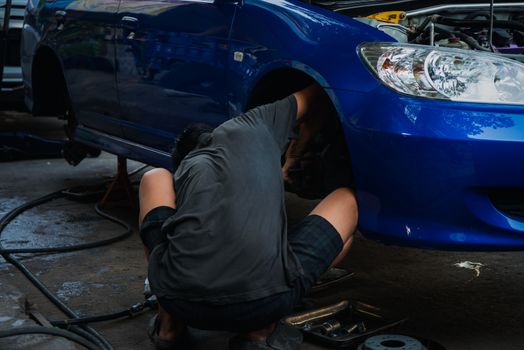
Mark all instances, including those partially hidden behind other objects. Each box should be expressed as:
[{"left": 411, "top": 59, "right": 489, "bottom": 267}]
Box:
[
  {"left": 229, "top": 322, "right": 303, "bottom": 350},
  {"left": 148, "top": 314, "right": 193, "bottom": 350},
  {"left": 312, "top": 267, "right": 354, "bottom": 292}
]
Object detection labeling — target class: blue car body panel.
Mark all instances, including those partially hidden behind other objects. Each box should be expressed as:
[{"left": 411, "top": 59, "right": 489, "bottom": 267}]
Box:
[
  {"left": 116, "top": 0, "right": 237, "bottom": 152},
  {"left": 22, "top": 0, "right": 524, "bottom": 250},
  {"left": 55, "top": 0, "right": 122, "bottom": 135}
]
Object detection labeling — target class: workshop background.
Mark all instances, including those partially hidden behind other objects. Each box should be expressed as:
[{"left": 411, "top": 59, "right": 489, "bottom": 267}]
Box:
[{"left": 2, "top": 0, "right": 524, "bottom": 348}]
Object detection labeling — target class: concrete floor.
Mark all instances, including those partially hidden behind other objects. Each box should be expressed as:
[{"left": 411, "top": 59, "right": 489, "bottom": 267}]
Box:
[{"left": 1, "top": 110, "right": 524, "bottom": 350}]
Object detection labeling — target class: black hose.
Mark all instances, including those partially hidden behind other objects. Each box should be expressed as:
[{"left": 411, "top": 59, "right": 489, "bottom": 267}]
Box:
[
  {"left": 433, "top": 26, "right": 488, "bottom": 51},
  {"left": 453, "top": 32, "right": 491, "bottom": 51},
  {"left": 0, "top": 197, "right": 127, "bottom": 348},
  {"left": 0, "top": 163, "right": 147, "bottom": 256},
  {"left": 0, "top": 192, "right": 132, "bottom": 316},
  {"left": 69, "top": 326, "right": 111, "bottom": 350},
  {"left": 411, "top": 23, "right": 492, "bottom": 52},
  {"left": 0, "top": 194, "right": 127, "bottom": 349},
  {"left": 0, "top": 163, "right": 149, "bottom": 349},
  {"left": 51, "top": 299, "right": 156, "bottom": 327},
  {"left": 0, "top": 202, "right": 132, "bottom": 254},
  {"left": 0, "top": 326, "right": 98, "bottom": 350},
  {"left": 0, "top": 223, "right": 113, "bottom": 350},
  {"left": 415, "top": 16, "right": 433, "bottom": 34},
  {"left": 434, "top": 16, "right": 524, "bottom": 32},
  {"left": 0, "top": 192, "right": 82, "bottom": 319},
  {"left": 465, "top": 11, "right": 495, "bottom": 20},
  {"left": 54, "top": 310, "right": 138, "bottom": 327},
  {"left": 412, "top": 24, "right": 453, "bottom": 44}
]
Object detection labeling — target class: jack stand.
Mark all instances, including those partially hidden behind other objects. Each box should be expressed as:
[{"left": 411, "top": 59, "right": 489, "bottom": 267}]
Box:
[{"left": 100, "top": 156, "right": 138, "bottom": 209}]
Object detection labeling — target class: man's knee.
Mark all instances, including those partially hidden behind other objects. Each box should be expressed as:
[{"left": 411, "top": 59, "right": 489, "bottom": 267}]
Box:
[
  {"left": 334, "top": 187, "right": 358, "bottom": 235},
  {"left": 335, "top": 187, "right": 358, "bottom": 217},
  {"left": 140, "top": 168, "right": 172, "bottom": 193},
  {"left": 139, "top": 168, "right": 175, "bottom": 208},
  {"left": 139, "top": 168, "right": 175, "bottom": 226},
  {"left": 310, "top": 187, "right": 358, "bottom": 243}
]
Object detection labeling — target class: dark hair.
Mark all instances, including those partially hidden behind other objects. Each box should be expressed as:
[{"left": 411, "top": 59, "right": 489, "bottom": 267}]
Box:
[{"left": 171, "top": 123, "right": 214, "bottom": 169}]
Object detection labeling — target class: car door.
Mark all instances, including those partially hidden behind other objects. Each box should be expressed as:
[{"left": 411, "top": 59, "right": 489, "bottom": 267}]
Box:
[
  {"left": 50, "top": 0, "right": 122, "bottom": 136},
  {"left": 115, "top": 0, "right": 236, "bottom": 152}
]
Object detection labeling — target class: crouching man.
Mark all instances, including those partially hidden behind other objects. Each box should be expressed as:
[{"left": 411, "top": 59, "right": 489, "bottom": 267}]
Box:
[{"left": 139, "top": 85, "right": 358, "bottom": 350}]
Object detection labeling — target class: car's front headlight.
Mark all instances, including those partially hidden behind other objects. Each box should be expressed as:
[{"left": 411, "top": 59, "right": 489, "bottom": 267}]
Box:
[{"left": 359, "top": 42, "right": 524, "bottom": 105}]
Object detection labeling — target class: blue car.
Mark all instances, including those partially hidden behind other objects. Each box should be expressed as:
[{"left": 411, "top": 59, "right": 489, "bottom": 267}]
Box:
[{"left": 21, "top": 0, "right": 524, "bottom": 250}]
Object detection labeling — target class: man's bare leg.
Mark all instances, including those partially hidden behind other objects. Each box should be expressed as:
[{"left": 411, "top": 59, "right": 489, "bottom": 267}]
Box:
[
  {"left": 139, "top": 168, "right": 184, "bottom": 342},
  {"left": 309, "top": 187, "right": 358, "bottom": 265},
  {"left": 139, "top": 168, "right": 176, "bottom": 225}
]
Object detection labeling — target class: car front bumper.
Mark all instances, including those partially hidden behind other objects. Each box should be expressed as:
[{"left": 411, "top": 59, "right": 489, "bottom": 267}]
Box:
[{"left": 336, "top": 86, "right": 524, "bottom": 250}]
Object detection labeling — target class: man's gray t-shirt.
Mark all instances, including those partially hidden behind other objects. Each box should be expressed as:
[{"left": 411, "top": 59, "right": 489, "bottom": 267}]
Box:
[{"left": 148, "top": 96, "right": 302, "bottom": 305}]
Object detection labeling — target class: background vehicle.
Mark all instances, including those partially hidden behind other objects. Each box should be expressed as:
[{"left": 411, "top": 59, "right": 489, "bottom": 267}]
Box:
[
  {"left": 0, "top": 0, "right": 25, "bottom": 92},
  {"left": 21, "top": 0, "right": 524, "bottom": 250}
]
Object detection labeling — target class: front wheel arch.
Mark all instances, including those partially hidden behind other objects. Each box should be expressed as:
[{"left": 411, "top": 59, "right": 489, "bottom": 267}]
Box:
[
  {"left": 31, "top": 46, "right": 70, "bottom": 117},
  {"left": 246, "top": 67, "right": 355, "bottom": 198}
]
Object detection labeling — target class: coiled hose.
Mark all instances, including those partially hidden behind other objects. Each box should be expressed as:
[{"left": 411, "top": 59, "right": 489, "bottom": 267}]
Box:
[{"left": 0, "top": 165, "right": 154, "bottom": 349}]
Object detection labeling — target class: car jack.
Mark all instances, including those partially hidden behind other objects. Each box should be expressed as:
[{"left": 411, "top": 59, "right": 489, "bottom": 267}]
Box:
[{"left": 99, "top": 156, "right": 138, "bottom": 209}]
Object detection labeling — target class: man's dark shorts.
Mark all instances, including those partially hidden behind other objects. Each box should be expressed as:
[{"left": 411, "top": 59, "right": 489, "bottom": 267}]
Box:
[{"left": 140, "top": 206, "right": 343, "bottom": 332}]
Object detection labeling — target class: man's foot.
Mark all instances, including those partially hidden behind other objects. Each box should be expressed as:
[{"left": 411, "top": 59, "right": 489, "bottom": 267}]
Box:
[
  {"left": 148, "top": 314, "right": 190, "bottom": 350},
  {"left": 311, "top": 267, "right": 354, "bottom": 292},
  {"left": 246, "top": 323, "right": 276, "bottom": 342},
  {"left": 229, "top": 322, "right": 302, "bottom": 350}
]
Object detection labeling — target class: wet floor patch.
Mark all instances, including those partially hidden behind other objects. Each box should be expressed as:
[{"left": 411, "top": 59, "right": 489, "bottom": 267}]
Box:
[
  {"left": 0, "top": 195, "right": 124, "bottom": 268},
  {"left": 56, "top": 281, "right": 89, "bottom": 301},
  {"left": 0, "top": 198, "right": 26, "bottom": 216}
]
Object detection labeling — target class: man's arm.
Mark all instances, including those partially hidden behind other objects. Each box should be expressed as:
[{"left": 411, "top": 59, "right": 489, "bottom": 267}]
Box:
[{"left": 283, "top": 85, "right": 333, "bottom": 182}]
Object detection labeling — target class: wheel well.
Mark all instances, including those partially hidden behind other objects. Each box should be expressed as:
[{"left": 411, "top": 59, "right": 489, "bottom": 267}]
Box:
[
  {"left": 246, "top": 68, "right": 315, "bottom": 110},
  {"left": 31, "top": 47, "right": 69, "bottom": 117},
  {"left": 247, "top": 68, "right": 354, "bottom": 198}
]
